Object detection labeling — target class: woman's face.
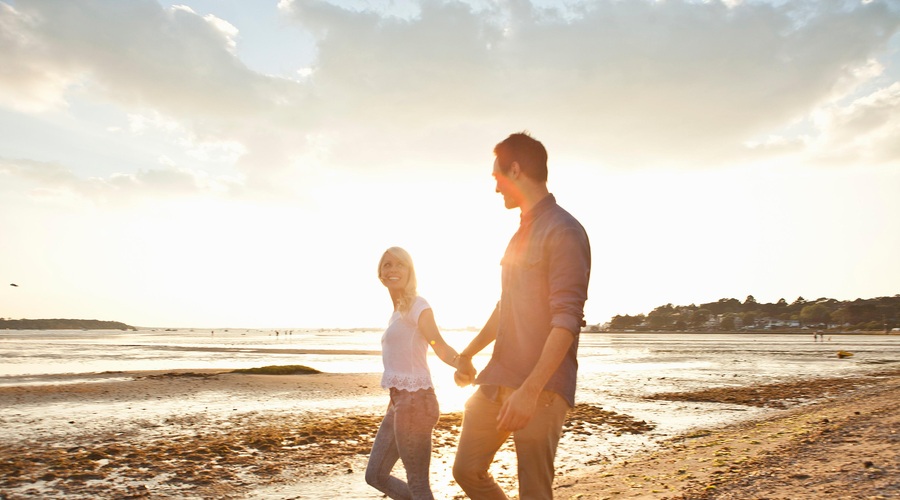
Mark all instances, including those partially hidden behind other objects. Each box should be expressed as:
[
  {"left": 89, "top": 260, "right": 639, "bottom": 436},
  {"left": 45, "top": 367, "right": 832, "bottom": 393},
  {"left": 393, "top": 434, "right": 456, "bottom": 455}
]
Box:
[{"left": 380, "top": 252, "right": 409, "bottom": 290}]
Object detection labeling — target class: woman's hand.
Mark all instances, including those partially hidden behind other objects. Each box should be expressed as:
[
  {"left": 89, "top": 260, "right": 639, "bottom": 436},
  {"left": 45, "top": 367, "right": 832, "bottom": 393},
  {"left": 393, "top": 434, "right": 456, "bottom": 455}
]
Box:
[{"left": 454, "top": 356, "right": 476, "bottom": 386}]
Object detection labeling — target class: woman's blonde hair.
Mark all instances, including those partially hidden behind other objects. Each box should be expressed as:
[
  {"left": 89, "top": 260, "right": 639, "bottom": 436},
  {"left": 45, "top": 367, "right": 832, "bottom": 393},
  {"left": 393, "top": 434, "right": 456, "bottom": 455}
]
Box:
[{"left": 378, "top": 246, "right": 418, "bottom": 313}]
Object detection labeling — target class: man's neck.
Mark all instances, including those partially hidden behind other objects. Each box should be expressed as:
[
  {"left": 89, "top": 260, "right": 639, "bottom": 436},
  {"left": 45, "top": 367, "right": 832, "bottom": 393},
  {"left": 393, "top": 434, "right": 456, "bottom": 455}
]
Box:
[{"left": 518, "top": 188, "right": 551, "bottom": 215}]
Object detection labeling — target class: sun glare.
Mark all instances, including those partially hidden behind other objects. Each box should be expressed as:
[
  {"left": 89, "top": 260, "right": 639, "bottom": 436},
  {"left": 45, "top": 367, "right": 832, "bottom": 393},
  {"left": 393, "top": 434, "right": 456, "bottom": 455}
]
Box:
[{"left": 427, "top": 330, "right": 486, "bottom": 412}]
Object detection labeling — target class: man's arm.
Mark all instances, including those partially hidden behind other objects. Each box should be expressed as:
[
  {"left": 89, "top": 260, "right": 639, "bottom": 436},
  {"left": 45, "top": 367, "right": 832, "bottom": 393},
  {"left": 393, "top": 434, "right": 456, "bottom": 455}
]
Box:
[
  {"left": 454, "top": 304, "right": 500, "bottom": 386},
  {"left": 496, "top": 326, "right": 575, "bottom": 431}
]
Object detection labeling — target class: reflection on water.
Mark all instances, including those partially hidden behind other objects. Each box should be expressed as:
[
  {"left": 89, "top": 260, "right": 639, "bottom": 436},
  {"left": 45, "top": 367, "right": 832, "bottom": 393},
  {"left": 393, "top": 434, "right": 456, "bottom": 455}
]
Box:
[{"left": 2, "top": 329, "right": 899, "bottom": 498}]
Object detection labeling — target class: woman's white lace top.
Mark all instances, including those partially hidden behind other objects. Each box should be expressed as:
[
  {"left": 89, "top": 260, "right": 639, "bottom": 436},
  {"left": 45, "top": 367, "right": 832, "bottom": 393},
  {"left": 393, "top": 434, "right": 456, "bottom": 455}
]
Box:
[{"left": 380, "top": 296, "right": 433, "bottom": 391}]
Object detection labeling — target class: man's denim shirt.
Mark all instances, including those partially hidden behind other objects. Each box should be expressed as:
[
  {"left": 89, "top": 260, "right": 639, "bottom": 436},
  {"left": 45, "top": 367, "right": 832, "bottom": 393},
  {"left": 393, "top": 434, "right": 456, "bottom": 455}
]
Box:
[{"left": 476, "top": 194, "right": 591, "bottom": 408}]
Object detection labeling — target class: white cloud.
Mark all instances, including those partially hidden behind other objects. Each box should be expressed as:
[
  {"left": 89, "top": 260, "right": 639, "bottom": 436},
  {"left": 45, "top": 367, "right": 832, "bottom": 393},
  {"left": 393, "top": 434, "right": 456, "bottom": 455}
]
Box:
[
  {"left": 0, "top": 157, "right": 80, "bottom": 186},
  {"left": 0, "top": 156, "right": 240, "bottom": 203},
  {"left": 811, "top": 81, "right": 900, "bottom": 165},
  {"left": 125, "top": 111, "right": 247, "bottom": 164},
  {"left": 744, "top": 134, "right": 810, "bottom": 156},
  {"left": 127, "top": 112, "right": 183, "bottom": 135},
  {"left": 185, "top": 140, "right": 247, "bottom": 163},
  {"left": 0, "top": 3, "right": 79, "bottom": 112},
  {"left": 279, "top": 0, "right": 900, "bottom": 168},
  {"left": 0, "top": 0, "right": 311, "bottom": 183},
  {"left": 1, "top": 0, "right": 898, "bottom": 201}
]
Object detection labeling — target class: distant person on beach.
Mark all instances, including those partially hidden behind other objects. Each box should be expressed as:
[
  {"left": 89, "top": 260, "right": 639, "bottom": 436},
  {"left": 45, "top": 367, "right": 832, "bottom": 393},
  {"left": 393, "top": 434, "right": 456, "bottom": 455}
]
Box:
[
  {"left": 365, "top": 246, "right": 463, "bottom": 500},
  {"left": 451, "top": 132, "right": 591, "bottom": 499}
]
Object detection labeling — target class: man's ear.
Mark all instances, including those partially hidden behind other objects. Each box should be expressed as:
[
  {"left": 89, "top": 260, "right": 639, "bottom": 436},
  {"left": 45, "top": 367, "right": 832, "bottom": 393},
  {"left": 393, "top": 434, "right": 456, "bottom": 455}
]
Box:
[{"left": 508, "top": 161, "right": 522, "bottom": 179}]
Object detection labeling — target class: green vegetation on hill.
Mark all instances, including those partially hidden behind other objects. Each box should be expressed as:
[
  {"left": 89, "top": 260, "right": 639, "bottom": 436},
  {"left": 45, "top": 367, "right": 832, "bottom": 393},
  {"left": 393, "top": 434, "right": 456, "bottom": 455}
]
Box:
[
  {"left": 0, "top": 318, "right": 134, "bottom": 330},
  {"left": 602, "top": 294, "right": 900, "bottom": 332}
]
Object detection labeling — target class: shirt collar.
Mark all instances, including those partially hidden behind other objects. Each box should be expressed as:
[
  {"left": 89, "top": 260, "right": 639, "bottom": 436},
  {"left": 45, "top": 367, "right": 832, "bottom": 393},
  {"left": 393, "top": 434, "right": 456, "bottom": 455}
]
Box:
[{"left": 520, "top": 193, "right": 556, "bottom": 226}]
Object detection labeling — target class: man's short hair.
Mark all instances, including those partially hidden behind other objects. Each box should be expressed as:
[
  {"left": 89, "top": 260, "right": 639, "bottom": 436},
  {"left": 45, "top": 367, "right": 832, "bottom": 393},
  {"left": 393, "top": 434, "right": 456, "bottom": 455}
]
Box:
[{"left": 494, "top": 132, "right": 548, "bottom": 183}]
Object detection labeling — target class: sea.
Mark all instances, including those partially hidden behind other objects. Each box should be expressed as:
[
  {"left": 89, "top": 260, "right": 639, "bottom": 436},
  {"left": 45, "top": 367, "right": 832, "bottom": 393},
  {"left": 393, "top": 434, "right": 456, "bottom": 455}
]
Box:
[
  {"left": 2, "top": 328, "right": 899, "bottom": 498},
  {"left": 3, "top": 328, "right": 899, "bottom": 393}
]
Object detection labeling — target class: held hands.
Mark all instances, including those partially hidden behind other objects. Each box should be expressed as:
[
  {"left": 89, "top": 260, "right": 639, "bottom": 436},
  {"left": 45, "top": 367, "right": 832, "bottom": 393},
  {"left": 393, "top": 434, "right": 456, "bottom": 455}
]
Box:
[
  {"left": 454, "top": 371, "right": 474, "bottom": 387},
  {"left": 454, "top": 356, "right": 476, "bottom": 387}
]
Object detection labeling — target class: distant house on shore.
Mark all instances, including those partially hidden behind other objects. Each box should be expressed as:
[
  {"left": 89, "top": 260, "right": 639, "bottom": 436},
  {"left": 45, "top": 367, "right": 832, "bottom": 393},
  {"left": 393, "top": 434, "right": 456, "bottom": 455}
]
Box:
[{"left": 765, "top": 319, "right": 801, "bottom": 329}]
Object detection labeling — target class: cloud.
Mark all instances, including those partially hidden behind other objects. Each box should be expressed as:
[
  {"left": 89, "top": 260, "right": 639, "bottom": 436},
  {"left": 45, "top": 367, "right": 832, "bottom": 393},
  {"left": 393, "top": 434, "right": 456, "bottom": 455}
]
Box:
[
  {"left": 0, "top": 156, "right": 239, "bottom": 203},
  {"left": 0, "top": 2, "right": 74, "bottom": 112},
  {"left": 0, "top": 0, "right": 310, "bottom": 180},
  {"left": 281, "top": 0, "right": 900, "bottom": 167},
  {"left": 1, "top": 0, "right": 898, "bottom": 195},
  {"left": 0, "top": 157, "right": 80, "bottom": 186},
  {"left": 0, "top": 1, "right": 275, "bottom": 115},
  {"left": 811, "top": 81, "right": 900, "bottom": 165}
]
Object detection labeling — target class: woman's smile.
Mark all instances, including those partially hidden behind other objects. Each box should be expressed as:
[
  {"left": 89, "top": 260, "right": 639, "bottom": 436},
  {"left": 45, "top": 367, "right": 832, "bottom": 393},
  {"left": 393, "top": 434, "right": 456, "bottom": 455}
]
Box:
[{"left": 380, "top": 253, "right": 409, "bottom": 288}]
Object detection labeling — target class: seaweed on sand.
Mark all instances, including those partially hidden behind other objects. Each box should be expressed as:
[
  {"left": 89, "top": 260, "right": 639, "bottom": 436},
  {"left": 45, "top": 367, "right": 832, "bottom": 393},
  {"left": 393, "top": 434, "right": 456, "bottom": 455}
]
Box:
[{"left": 230, "top": 365, "right": 321, "bottom": 375}]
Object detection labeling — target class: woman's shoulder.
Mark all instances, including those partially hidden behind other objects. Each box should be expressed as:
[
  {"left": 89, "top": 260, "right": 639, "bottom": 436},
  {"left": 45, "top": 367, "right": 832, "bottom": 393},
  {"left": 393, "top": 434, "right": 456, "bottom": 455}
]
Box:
[{"left": 406, "top": 296, "right": 431, "bottom": 321}]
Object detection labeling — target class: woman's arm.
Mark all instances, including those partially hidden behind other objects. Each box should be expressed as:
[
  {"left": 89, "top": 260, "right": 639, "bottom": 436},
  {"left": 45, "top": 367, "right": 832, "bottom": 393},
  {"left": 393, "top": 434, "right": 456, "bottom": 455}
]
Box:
[{"left": 418, "top": 308, "right": 460, "bottom": 368}]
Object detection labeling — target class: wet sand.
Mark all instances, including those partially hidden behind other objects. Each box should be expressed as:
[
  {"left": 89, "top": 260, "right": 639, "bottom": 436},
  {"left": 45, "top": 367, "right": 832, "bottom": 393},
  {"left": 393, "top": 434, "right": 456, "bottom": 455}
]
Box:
[
  {"left": 558, "top": 369, "right": 900, "bottom": 499},
  {"left": 1, "top": 368, "right": 899, "bottom": 499}
]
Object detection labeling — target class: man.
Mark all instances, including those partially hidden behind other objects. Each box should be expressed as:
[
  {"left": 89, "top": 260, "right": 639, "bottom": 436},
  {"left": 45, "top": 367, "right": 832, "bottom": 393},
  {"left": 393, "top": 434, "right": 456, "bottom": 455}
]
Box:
[{"left": 452, "top": 132, "right": 591, "bottom": 499}]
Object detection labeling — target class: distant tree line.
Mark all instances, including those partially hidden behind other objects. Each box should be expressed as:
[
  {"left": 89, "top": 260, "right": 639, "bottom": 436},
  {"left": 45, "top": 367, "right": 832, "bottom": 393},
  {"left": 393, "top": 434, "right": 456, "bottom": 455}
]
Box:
[
  {"left": 0, "top": 318, "right": 134, "bottom": 330},
  {"left": 604, "top": 295, "right": 900, "bottom": 333}
]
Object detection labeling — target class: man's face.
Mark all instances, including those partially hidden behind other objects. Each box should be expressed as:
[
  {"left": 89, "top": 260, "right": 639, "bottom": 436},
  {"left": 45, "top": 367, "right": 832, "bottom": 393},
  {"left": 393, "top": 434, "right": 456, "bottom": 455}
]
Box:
[{"left": 492, "top": 158, "right": 519, "bottom": 210}]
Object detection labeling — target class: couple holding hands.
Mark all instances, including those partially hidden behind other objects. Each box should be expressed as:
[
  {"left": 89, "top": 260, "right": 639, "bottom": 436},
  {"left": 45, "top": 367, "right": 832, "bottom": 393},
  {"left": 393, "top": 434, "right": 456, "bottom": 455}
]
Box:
[{"left": 367, "top": 132, "right": 591, "bottom": 500}]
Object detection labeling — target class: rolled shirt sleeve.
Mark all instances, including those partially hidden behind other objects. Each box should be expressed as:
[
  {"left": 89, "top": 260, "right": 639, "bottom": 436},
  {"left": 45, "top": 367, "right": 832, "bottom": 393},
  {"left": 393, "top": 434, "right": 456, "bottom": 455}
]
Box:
[{"left": 548, "top": 225, "right": 592, "bottom": 336}]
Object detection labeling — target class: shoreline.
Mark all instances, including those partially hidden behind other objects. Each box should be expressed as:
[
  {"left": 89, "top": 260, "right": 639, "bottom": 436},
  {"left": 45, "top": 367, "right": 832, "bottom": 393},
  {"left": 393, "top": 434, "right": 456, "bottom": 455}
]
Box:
[{"left": 1, "top": 369, "right": 899, "bottom": 499}]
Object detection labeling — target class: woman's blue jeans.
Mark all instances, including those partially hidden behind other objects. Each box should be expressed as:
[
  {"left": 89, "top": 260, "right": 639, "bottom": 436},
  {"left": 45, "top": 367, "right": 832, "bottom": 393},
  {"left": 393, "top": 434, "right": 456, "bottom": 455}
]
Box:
[{"left": 365, "top": 387, "right": 440, "bottom": 500}]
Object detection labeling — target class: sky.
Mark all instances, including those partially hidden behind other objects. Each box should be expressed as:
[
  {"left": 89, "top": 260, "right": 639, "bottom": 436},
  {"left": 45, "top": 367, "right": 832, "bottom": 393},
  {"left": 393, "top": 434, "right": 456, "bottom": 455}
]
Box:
[{"left": 1, "top": 0, "right": 899, "bottom": 329}]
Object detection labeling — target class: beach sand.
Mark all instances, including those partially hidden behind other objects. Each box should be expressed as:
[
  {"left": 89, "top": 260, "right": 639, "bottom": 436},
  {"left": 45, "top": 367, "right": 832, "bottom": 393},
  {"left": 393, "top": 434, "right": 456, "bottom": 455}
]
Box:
[
  {"left": 1, "top": 368, "right": 898, "bottom": 499},
  {"left": 557, "top": 369, "right": 900, "bottom": 499}
]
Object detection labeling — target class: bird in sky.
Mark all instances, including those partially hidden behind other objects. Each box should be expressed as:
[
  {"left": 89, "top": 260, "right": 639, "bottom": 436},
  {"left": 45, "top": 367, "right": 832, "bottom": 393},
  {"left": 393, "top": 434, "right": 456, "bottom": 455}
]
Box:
[{"left": 10, "top": 284, "right": 17, "bottom": 287}]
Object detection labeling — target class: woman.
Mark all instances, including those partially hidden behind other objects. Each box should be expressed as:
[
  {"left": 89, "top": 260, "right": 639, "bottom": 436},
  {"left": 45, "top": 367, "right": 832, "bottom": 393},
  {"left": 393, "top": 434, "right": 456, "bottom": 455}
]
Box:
[{"left": 365, "top": 247, "right": 462, "bottom": 500}]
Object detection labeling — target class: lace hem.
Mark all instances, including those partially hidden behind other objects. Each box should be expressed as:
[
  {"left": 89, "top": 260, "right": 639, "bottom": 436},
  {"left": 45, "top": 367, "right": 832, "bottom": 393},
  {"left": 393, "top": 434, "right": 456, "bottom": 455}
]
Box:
[{"left": 381, "top": 373, "right": 433, "bottom": 391}]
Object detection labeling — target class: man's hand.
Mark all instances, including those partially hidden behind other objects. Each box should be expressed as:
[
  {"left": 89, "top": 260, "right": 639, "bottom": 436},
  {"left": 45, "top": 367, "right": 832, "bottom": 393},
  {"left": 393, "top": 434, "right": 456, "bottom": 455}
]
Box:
[
  {"left": 454, "top": 356, "right": 476, "bottom": 387},
  {"left": 496, "top": 386, "right": 539, "bottom": 432}
]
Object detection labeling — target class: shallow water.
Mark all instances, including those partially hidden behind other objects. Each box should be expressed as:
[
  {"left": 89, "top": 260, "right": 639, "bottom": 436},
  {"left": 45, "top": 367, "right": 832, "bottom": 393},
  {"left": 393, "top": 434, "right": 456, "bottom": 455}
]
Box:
[
  {"left": 5, "top": 329, "right": 897, "bottom": 413},
  {"left": 2, "top": 329, "right": 899, "bottom": 498},
  {"left": 0, "top": 328, "right": 388, "bottom": 379}
]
